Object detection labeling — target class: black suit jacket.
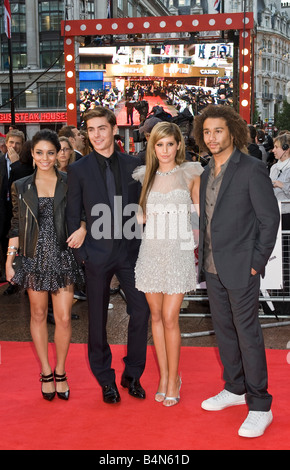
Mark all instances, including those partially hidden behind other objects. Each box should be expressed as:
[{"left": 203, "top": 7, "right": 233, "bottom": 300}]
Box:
[
  {"left": 0, "top": 155, "right": 34, "bottom": 239},
  {"left": 198, "top": 149, "right": 280, "bottom": 289},
  {"left": 66, "top": 150, "right": 142, "bottom": 267},
  {"left": 0, "top": 154, "right": 8, "bottom": 238}
]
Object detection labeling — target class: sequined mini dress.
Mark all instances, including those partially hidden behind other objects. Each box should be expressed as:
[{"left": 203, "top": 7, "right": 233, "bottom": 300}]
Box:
[
  {"left": 133, "top": 162, "right": 203, "bottom": 295},
  {"left": 12, "top": 197, "right": 84, "bottom": 292}
]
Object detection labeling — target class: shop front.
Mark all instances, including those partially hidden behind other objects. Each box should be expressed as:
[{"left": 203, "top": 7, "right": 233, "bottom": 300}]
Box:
[
  {"left": 0, "top": 111, "right": 67, "bottom": 138},
  {"left": 105, "top": 63, "right": 226, "bottom": 89}
]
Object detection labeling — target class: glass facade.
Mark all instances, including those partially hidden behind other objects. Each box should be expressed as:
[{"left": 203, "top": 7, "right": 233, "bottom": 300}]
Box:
[
  {"left": 0, "top": 0, "right": 27, "bottom": 70},
  {"left": 38, "top": 0, "right": 64, "bottom": 68}
]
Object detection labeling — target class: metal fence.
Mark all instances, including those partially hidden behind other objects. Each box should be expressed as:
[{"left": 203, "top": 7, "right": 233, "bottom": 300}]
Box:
[{"left": 180, "top": 229, "right": 290, "bottom": 338}]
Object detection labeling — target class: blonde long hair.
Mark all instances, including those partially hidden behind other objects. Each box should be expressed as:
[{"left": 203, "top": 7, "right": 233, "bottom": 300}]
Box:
[{"left": 139, "top": 121, "right": 186, "bottom": 213}]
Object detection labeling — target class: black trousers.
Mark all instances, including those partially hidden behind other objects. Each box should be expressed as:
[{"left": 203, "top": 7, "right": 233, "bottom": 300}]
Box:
[
  {"left": 85, "top": 241, "right": 150, "bottom": 386},
  {"left": 205, "top": 271, "right": 272, "bottom": 411}
]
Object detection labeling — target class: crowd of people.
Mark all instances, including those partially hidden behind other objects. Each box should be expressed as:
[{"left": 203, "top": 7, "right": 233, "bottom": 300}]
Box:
[
  {"left": 79, "top": 81, "right": 235, "bottom": 128},
  {"left": 0, "top": 99, "right": 289, "bottom": 440}
]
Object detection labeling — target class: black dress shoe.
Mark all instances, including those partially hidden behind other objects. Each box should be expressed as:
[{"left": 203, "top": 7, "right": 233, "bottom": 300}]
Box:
[
  {"left": 121, "top": 375, "right": 146, "bottom": 399},
  {"left": 3, "top": 283, "right": 18, "bottom": 295},
  {"left": 102, "top": 382, "right": 121, "bottom": 404},
  {"left": 110, "top": 286, "right": 120, "bottom": 295}
]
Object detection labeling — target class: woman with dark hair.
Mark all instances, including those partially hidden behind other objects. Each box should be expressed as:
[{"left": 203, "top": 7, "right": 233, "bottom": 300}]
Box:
[
  {"left": 133, "top": 122, "right": 203, "bottom": 407},
  {"left": 5, "top": 129, "right": 85, "bottom": 401}
]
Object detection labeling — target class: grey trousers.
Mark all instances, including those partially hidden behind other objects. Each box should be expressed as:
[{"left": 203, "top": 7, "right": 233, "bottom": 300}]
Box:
[{"left": 205, "top": 271, "right": 272, "bottom": 411}]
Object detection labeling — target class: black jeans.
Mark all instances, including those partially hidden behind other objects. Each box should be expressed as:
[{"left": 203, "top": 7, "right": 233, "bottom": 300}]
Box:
[{"left": 205, "top": 271, "right": 272, "bottom": 411}]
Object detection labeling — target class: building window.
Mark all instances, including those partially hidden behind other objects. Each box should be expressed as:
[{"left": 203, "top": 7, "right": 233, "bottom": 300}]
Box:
[
  {"left": 128, "top": 1, "right": 134, "bottom": 17},
  {"left": 39, "top": 41, "right": 64, "bottom": 68},
  {"left": 0, "top": 1, "right": 27, "bottom": 71},
  {"left": 38, "top": 1, "right": 63, "bottom": 32},
  {"left": 1, "top": 42, "right": 27, "bottom": 70},
  {"left": 0, "top": 84, "right": 26, "bottom": 110},
  {"left": 0, "top": 1, "right": 26, "bottom": 34},
  {"left": 39, "top": 82, "right": 65, "bottom": 108}
]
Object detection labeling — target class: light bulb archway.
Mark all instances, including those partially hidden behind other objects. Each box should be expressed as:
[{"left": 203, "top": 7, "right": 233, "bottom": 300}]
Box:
[{"left": 61, "top": 12, "right": 254, "bottom": 124}]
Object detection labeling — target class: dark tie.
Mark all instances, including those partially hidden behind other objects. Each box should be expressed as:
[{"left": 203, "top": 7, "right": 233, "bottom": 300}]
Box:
[
  {"left": 105, "top": 159, "right": 121, "bottom": 238},
  {"left": 105, "top": 158, "right": 116, "bottom": 210}
]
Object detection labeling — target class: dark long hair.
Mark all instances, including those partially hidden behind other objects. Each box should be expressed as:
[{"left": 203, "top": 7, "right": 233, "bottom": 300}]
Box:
[{"left": 31, "top": 129, "right": 61, "bottom": 153}]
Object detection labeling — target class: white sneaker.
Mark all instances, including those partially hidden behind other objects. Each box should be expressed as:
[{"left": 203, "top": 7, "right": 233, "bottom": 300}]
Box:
[
  {"left": 108, "top": 303, "right": 113, "bottom": 310},
  {"left": 238, "top": 410, "right": 273, "bottom": 438},
  {"left": 201, "top": 389, "right": 246, "bottom": 411}
]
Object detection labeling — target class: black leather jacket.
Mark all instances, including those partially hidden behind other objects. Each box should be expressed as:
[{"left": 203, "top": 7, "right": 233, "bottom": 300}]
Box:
[{"left": 8, "top": 169, "right": 68, "bottom": 258}]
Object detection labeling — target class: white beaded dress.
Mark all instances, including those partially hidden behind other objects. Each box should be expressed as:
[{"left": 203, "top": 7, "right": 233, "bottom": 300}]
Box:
[{"left": 133, "top": 162, "right": 203, "bottom": 295}]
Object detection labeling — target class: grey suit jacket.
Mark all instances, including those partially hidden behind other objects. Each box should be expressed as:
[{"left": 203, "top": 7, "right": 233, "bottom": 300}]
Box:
[{"left": 198, "top": 148, "right": 280, "bottom": 289}]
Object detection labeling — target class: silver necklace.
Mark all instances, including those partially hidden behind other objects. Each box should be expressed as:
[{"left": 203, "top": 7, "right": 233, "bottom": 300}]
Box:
[{"left": 156, "top": 165, "right": 179, "bottom": 176}]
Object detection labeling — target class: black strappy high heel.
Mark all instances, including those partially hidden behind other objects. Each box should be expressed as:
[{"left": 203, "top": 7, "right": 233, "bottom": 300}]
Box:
[
  {"left": 40, "top": 372, "right": 56, "bottom": 401},
  {"left": 54, "top": 370, "right": 70, "bottom": 401}
]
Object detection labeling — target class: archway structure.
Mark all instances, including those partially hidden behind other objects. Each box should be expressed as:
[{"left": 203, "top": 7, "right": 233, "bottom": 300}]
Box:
[{"left": 61, "top": 12, "right": 254, "bottom": 125}]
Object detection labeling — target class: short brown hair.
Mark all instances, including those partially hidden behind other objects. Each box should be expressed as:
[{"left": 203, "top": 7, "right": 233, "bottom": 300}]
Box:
[
  {"left": 193, "top": 105, "right": 248, "bottom": 152},
  {"left": 5, "top": 129, "right": 25, "bottom": 144},
  {"left": 83, "top": 106, "right": 117, "bottom": 128},
  {"left": 58, "top": 125, "right": 76, "bottom": 139}
]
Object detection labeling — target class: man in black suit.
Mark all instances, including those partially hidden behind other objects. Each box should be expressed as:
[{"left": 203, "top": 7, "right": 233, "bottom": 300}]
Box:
[
  {"left": 0, "top": 130, "right": 25, "bottom": 286},
  {"left": 194, "top": 105, "right": 280, "bottom": 438},
  {"left": 66, "top": 107, "right": 150, "bottom": 404}
]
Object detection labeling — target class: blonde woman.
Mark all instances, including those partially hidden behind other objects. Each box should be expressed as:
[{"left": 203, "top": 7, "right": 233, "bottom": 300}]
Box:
[
  {"left": 133, "top": 122, "right": 203, "bottom": 407},
  {"left": 57, "top": 136, "right": 75, "bottom": 172}
]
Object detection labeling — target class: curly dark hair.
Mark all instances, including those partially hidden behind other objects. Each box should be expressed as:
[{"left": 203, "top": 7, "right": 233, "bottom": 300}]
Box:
[{"left": 193, "top": 105, "right": 248, "bottom": 152}]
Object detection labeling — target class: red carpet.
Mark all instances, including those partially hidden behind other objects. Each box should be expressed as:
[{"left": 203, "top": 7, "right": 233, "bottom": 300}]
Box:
[
  {"left": 116, "top": 95, "right": 177, "bottom": 127},
  {"left": 0, "top": 342, "right": 289, "bottom": 450}
]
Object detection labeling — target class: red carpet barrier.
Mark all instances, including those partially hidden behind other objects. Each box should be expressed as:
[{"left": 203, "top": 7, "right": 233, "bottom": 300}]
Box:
[{"left": 0, "top": 342, "right": 289, "bottom": 450}]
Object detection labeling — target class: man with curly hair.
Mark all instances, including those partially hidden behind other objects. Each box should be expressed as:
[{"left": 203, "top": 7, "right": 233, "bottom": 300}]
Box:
[{"left": 194, "top": 105, "right": 280, "bottom": 438}]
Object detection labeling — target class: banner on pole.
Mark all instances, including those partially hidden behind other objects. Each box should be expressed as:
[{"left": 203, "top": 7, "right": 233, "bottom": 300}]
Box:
[
  {"left": 4, "top": 0, "right": 12, "bottom": 39},
  {"left": 214, "top": 0, "right": 221, "bottom": 12}
]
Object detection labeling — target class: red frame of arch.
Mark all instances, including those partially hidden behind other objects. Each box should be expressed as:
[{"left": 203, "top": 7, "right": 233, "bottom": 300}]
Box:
[{"left": 61, "top": 12, "right": 254, "bottom": 124}]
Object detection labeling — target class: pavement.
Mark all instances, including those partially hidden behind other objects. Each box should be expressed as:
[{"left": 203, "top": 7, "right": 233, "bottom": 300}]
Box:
[{"left": 1, "top": 278, "right": 290, "bottom": 350}]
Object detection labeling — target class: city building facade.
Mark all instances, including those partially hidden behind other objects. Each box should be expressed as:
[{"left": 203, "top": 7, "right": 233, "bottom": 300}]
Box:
[
  {"left": 0, "top": 0, "right": 289, "bottom": 136},
  {"left": 0, "top": 0, "right": 169, "bottom": 137}
]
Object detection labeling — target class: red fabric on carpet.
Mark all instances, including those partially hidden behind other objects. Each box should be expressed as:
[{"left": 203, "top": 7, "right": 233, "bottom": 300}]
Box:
[{"left": 0, "top": 342, "right": 289, "bottom": 450}]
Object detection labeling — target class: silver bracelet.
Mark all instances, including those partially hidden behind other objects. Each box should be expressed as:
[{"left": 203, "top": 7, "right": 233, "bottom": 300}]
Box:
[
  {"left": 8, "top": 246, "right": 18, "bottom": 250},
  {"left": 7, "top": 252, "right": 16, "bottom": 256}
]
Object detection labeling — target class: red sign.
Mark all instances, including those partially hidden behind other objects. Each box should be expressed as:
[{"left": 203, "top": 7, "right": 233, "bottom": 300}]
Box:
[{"left": 0, "top": 112, "right": 67, "bottom": 124}]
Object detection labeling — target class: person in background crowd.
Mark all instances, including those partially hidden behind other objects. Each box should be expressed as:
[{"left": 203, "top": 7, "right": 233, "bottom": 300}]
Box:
[
  {"left": 80, "top": 130, "right": 92, "bottom": 155},
  {"left": 137, "top": 117, "right": 163, "bottom": 163},
  {"left": 58, "top": 125, "right": 85, "bottom": 160},
  {"left": 194, "top": 104, "right": 280, "bottom": 438},
  {"left": 6, "top": 129, "right": 86, "bottom": 402},
  {"left": 0, "top": 130, "right": 25, "bottom": 293},
  {"left": 125, "top": 97, "right": 135, "bottom": 126},
  {"left": 271, "top": 133, "right": 290, "bottom": 230},
  {"left": 57, "top": 137, "right": 75, "bottom": 173},
  {"left": 247, "top": 125, "right": 262, "bottom": 160},
  {"left": 255, "top": 129, "right": 269, "bottom": 165}
]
